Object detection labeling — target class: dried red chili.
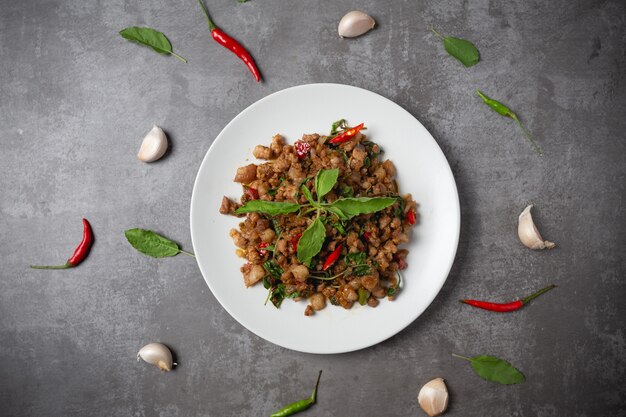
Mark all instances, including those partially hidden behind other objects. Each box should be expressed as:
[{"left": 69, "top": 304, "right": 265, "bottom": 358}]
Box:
[
  {"left": 246, "top": 187, "right": 259, "bottom": 200},
  {"left": 291, "top": 233, "right": 302, "bottom": 252},
  {"left": 322, "top": 245, "right": 342, "bottom": 271},
  {"left": 407, "top": 210, "right": 416, "bottom": 225},
  {"left": 197, "top": 0, "right": 262, "bottom": 82},
  {"left": 362, "top": 231, "right": 371, "bottom": 242},
  {"left": 258, "top": 242, "right": 269, "bottom": 256},
  {"left": 328, "top": 123, "right": 365, "bottom": 144},
  {"left": 461, "top": 285, "right": 556, "bottom": 312},
  {"left": 31, "top": 218, "right": 93, "bottom": 269},
  {"left": 294, "top": 140, "right": 311, "bottom": 159}
]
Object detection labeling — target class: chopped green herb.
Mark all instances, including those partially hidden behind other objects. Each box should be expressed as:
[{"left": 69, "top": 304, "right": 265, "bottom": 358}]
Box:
[
  {"left": 263, "top": 260, "right": 283, "bottom": 279},
  {"left": 330, "top": 119, "right": 347, "bottom": 135},
  {"left": 341, "top": 185, "right": 354, "bottom": 198},
  {"left": 358, "top": 288, "right": 370, "bottom": 305}
]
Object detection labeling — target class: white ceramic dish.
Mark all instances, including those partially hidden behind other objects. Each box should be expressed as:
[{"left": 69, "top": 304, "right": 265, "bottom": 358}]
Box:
[{"left": 190, "top": 84, "right": 460, "bottom": 354}]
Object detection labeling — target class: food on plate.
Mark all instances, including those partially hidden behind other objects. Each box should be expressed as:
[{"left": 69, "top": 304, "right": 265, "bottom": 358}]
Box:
[{"left": 219, "top": 120, "right": 418, "bottom": 316}]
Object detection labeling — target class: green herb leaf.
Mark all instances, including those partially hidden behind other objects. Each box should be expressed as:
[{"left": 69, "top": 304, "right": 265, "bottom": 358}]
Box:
[
  {"left": 345, "top": 252, "right": 371, "bottom": 276},
  {"left": 431, "top": 29, "right": 479, "bottom": 67},
  {"left": 301, "top": 185, "right": 316, "bottom": 205},
  {"left": 263, "top": 260, "right": 283, "bottom": 279},
  {"left": 341, "top": 185, "right": 354, "bottom": 198},
  {"left": 119, "top": 27, "right": 187, "bottom": 63},
  {"left": 357, "top": 288, "right": 370, "bottom": 305},
  {"left": 327, "top": 197, "right": 396, "bottom": 219},
  {"left": 453, "top": 354, "right": 525, "bottom": 385},
  {"left": 236, "top": 200, "right": 300, "bottom": 216},
  {"left": 125, "top": 228, "right": 192, "bottom": 258},
  {"left": 330, "top": 119, "right": 347, "bottom": 135},
  {"left": 297, "top": 218, "right": 326, "bottom": 266},
  {"left": 315, "top": 169, "right": 339, "bottom": 201}
]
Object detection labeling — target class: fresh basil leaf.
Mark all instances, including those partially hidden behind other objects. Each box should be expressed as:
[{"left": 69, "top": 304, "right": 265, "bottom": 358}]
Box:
[
  {"left": 297, "top": 218, "right": 326, "bottom": 266},
  {"left": 326, "top": 205, "right": 348, "bottom": 221},
  {"left": 345, "top": 252, "right": 371, "bottom": 276},
  {"left": 125, "top": 228, "right": 182, "bottom": 258},
  {"left": 330, "top": 119, "right": 347, "bottom": 135},
  {"left": 301, "top": 185, "right": 316, "bottom": 205},
  {"left": 263, "top": 260, "right": 283, "bottom": 279},
  {"left": 357, "top": 288, "right": 370, "bottom": 305},
  {"left": 236, "top": 200, "right": 299, "bottom": 216},
  {"left": 432, "top": 29, "right": 479, "bottom": 67},
  {"left": 345, "top": 252, "right": 366, "bottom": 265},
  {"left": 119, "top": 27, "right": 187, "bottom": 63},
  {"left": 271, "top": 284, "right": 286, "bottom": 308},
  {"left": 314, "top": 168, "right": 339, "bottom": 201},
  {"left": 262, "top": 276, "right": 271, "bottom": 289},
  {"left": 328, "top": 197, "right": 396, "bottom": 219},
  {"left": 455, "top": 354, "right": 525, "bottom": 385}
]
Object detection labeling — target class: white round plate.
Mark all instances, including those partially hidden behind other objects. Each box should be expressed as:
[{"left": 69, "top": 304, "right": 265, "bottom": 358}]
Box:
[{"left": 190, "top": 84, "right": 460, "bottom": 354}]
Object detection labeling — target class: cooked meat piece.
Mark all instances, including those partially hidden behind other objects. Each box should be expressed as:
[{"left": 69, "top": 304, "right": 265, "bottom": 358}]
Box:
[
  {"left": 244, "top": 265, "right": 265, "bottom": 287},
  {"left": 253, "top": 145, "right": 273, "bottom": 160},
  {"left": 234, "top": 164, "right": 257, "bottom": 183}
]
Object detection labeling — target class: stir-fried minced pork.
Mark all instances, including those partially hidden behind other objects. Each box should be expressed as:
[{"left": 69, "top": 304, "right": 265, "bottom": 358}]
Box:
[{"left": 220, "top": 122, "right": 418, "bottom": 316}]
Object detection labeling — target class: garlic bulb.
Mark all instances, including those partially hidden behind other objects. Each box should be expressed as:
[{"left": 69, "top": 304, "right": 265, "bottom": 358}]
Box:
[
  {"left": 137, "top": 125, "right": 168, "bottom": 162},
  {"left": 137, "top": 343, "right": 175, "bottom": 372},
  {"left": 338, "top": 11, "right": 376, "bottom": 38},
  {"left": 518, "top": 205, "right": 556, "bottom": 250},
  {"left": 418, "top": 378, "right": 449, "bottom": 416}
]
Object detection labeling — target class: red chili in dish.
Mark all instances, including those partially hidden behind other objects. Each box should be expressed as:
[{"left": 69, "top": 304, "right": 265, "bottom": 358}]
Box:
[
  {"left": 246, "top": 187, "right": 259, "bottom": 200},
  {"left": 197, "top": 0, "right": 262, "bottom": 82},
  {"left": 291, "top": 233, "right": 302, "bottom": 252},
  {"left": 407, "top": 210, "right": 416, "bottom": 225},
  {"left": 258, "top": 242, "right": 269, "bottom": 256},
  {"left": 31, "top": 218, "right": 93, "bottom": 269},
  {"left": 294, "top": 140, "right": 311, "bottom": 159},
  {"left": 328, "top": 123, "right": 365, "bottom": 144},
  {"left": 322, "top": 245, "right": 342, "bottom": 271},
  {"left": 461, "top": 285, "right": 556, "bottom": 312}
]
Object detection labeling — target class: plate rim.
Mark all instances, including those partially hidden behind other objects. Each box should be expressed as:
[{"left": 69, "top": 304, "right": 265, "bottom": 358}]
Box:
[{"left": 190, "top": 83, "right": 460, "bottom": 354}]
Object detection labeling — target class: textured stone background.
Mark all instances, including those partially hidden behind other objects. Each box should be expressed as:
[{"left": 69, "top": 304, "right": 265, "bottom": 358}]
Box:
[{"left": 1, "top": 0, "right": 625, "bottom": 416}]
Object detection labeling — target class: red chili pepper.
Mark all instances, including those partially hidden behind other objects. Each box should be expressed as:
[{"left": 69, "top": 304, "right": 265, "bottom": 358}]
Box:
[
  {"left": 407, "top": 210, "right": 416, "bottom": 225},
  {"left": 291, "top": 233, "right": 302, "bottom": 252},
  {"left": 328, "top": 123, "right": 365, "bottom": 144},
  {"left": 246, "top": 187, "right": 259, "bottom": 200},
  {"left": 294, "top": 140, "right": 311, "bottom": 159},
  {"left": 197, "top": 0, "right": 261, "bottom": 82},
  {"left": 362, "top": 231, "right": 371, "bottom": 242},
  {"left": 322, "top": 245, "right": 342, "bottom": 271},
  {"left": 461, "top": 285, "right": 556, "bottom": 312},
  {"left": 31, "top": 218, "right": 93, "bottom": 269},
  {"left": 258, "top": 242, "right": 269, "bottom": 256}
]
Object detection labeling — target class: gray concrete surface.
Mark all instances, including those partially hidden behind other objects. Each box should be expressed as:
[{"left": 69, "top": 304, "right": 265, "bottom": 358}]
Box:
[{"left": 1, "top": 0, "right": 625, "bottom": 416}]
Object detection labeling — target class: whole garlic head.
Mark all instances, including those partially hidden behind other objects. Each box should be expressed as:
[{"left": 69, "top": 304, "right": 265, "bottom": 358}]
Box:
[
  {"left": 518, "top": 205, "right": 556, "bottom": 250},
  {"left": 418, "top": 378, "right": 449, "bottom": 416},
  {"left": 137, "top": 125, "right": 168, "bottom": 162},
  {"left": 338, "top": 11, "right": 376, "bottom": 38},
  {"left": 137, "top": 343, "right": 174, "bottom": 372}
]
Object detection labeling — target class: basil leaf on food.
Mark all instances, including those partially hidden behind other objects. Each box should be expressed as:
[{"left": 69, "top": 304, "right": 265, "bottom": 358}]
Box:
[
  {"left": 314, "top": 169, "right": 339, "bottom": 201},
  {"left": 301, "top": 185, "right": 316, "bottom": 205},
  {"left": 328, "top": 197, "right": 396, "bottom": 219},
  {"left": 297, "top": 218, "right": 326, "bottom": 266},
  {"left": 454, "top": 354, "right": 525, "bottom": 385},
  {"left": 119, "top": 27, "right": 187, "bottom": 63},
  {"left": 330, "top": 119, "right": 347, "bottom": 135},
  {"left": 235, "top": 200, "right": 300, "bottom": 216},
  {"left": 125, "top": 228, "right": 182, "bottom": 258},
  {"left": 431, "top": 29, "right": 479, "bottom": 67}
]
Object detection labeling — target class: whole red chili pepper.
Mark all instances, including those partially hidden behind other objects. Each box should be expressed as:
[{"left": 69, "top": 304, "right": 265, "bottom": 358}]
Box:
[
  {"left": 31, "top": 218, "right": 93, "bottom": 269},
  {"left": 294, "top": 140, "right": 311, "bottom": 159},
  {"left": 328, "top": 123, "right": 365, "bottom": 144},
  {"left": 322, "top": 245, "right": 342, "bottom": 271},
  {"left": 291, "top": 233, "right": 302, "bottom": 252},
  {"left": 197, "top": 0, "right": 261, "bottom": 82},
  {"left": 407, "top": 210, "right": 416, "bottom": 225},
  {"left": 461, "top": 285, "right": 556, "bottom": 312}
]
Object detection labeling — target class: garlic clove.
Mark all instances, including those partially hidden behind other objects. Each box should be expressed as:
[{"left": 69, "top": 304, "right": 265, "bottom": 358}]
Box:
[
  {"left": 338, "top": 11, "right": 376, "bottom": 38},
  {"left": 137, "top": 343, "right": 175, "bottom": 372},
  {"left": 518, "top": 205, "right": 556, "bottom": 250},
  {"left": 418, "top": 378, "right": 449, "bottom": 416},
  {"left": 137, "top": 125, "right": 168, "bottom": 162}
]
